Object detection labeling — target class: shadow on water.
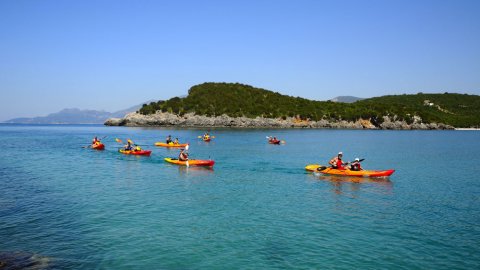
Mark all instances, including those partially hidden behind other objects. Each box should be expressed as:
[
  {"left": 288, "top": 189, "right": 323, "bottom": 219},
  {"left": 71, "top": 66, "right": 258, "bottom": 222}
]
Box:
[{"left": 0, "top": 251, "right": 51, "bottom": 270}]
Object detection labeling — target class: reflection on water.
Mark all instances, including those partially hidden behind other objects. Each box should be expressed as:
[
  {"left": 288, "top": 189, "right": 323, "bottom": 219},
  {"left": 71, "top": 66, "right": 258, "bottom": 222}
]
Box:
[
  {"left": 311, "top": 173, "right": 393, "bottom": 195},
  {"left": 177, "top": 165, "right": 214, "bottom": 176}
]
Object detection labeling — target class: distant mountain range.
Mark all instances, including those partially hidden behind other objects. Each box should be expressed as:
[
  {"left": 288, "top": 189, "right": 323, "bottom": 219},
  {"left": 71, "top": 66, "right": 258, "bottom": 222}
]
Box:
[
  {"left": 4, "top": 102, "right": 151, "bottom": 124},
  {"left": 330, "top": 96, "right": 364, "bottom": 103}
]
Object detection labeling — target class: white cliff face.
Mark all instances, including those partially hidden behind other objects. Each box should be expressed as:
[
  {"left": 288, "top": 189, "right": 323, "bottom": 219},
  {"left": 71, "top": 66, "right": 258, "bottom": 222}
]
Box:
[{"left": 104, "top": 111, "right": 453, "bottom": 130}]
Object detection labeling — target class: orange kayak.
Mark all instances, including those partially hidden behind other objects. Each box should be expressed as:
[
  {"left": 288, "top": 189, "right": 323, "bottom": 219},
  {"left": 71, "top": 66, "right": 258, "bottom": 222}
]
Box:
[
  {"left": 164, "top": 158, "right": 214, "bottom": 167},
  {"left": 155, "top": 142, "right": 188, "bottom": 148},
  {"left": 119, "top": 149, "right": 152, "bottom": 156},
  {"left": 305, "top": 164, "right": 394, "bottom": 177},
  {"left": 92, "top": 142, "right": 105, "bottom": 150}
]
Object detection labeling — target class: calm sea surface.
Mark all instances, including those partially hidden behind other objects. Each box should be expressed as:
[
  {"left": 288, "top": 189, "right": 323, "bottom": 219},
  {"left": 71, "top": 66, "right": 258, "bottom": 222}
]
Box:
[{"left": 0, "top": 124, "right": 479, "bottom": 269}]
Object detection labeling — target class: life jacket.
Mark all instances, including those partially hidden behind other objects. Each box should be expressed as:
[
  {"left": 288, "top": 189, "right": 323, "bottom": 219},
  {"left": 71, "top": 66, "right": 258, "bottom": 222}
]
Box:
[
  {"left": 179, "top": 152, "right": 188, "bottom": 161},
  {"left": 350, "top": 162, "right": 361, "bottom": 171}
]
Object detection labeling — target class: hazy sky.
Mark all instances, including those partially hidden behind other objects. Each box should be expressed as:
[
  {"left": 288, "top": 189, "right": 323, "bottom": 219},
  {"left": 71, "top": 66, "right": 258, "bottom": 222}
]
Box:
[{"left": 1, "top": 0, "right": 479, "bottom": 121}]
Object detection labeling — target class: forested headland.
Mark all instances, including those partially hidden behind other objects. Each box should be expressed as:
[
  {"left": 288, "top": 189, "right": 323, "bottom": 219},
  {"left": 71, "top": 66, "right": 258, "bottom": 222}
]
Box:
[{"left": 137, "top": 83, "right": 480, "bottom": 128}]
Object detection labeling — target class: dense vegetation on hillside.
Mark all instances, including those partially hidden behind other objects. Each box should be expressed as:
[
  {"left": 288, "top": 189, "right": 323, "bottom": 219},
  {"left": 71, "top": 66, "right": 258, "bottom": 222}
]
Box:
[{"left": 139, "top": 83, "right": 480, "bottom": 127}]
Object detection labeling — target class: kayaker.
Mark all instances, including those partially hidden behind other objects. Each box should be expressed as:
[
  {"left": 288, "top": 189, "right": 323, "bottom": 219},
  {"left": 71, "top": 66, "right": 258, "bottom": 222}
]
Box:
[
  {"left": 349, "top": 158, "right": 362, "bottom": 171},
  {"left": 124, "top": 141, "right": 133, "bottom": 151},
  {"left": 166, "top": 135, "right": 172, "bottom": 144},
  {"left": 203, "top": 132, "right": 210, "bottom": 140},
  {"left": 174, "top": 138, "right": 179, "bottom": 145},
  {"left": 268, "top": 136, "right": 279, "bottom": 143},
  {"left": 92, "top": 136, "right": 99, "bottom": 144},
  {"left": 179, "top": 149, "right": 188, "bottom": 161},
  {"left": 329, "top": 152, "right": 345, "bottom": 169}
]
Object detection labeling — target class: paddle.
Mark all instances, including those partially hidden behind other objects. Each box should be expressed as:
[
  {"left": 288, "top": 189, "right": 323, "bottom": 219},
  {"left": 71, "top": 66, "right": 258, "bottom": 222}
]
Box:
[
  {"left": 316, "top": 165, "right": 328, "bottom": 171},
  {"left": 115, "top": 138, "right": 143, "bottom": 151},
  {"left": 185, "top": 144, "right": 190, "bottom": 167},
  {"left": 198, "top": 135, "right": 215, "bottom": 139},
  {"left": 344, "top": 158, "right": 365, "bottom": 165}
]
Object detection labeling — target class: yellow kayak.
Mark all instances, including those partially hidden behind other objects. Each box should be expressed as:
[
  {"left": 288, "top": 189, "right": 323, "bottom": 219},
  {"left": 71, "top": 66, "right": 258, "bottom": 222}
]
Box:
[
  {"left": 154, "top": 142, "right": 188, "bottom": 148},
  {"left": 305, "top": 164, "right": 394, "bottom": 177},
  {"left": 164, "top": 158, "right": 215, "bottom": 167}
]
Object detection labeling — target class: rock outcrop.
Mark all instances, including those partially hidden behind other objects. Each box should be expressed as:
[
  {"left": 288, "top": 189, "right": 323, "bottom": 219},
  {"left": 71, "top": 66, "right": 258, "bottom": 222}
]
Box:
[{"left": 105, "top": 112, "right": 454, "bottom": 130}]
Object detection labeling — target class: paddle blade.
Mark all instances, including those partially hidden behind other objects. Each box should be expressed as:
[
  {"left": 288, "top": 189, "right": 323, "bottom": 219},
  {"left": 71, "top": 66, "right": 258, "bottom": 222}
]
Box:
[
  {"left": 127, "top": 139, "right": 133, "bottom": 144},
  {"left": 185, "top": 144, "right": 190, "bottom": 151},
  {"left": 197, "top": 136, "right": 202, "bottom": 138},
  {"left": 115, "top": 138, "right": 123, "bottom": 143},
  {"left": 316, "top": 166, "right": 327, "bottom": 171}
]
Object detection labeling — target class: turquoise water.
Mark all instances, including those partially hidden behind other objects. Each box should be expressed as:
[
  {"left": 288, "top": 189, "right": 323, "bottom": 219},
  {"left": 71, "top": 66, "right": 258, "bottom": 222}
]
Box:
[{"left": 1, "top": 124, "right": 479, "bottom": 269}]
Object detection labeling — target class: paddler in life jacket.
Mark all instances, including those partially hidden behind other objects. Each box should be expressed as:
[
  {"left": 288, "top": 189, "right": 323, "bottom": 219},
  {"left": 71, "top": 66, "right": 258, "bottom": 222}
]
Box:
[
  {"left": 166, "top": 135, "right": 172, "bottom": 144},
  {"left": 329, "top": 152, "right": 345, "bottom": 169},
  {"left": 203, "top": 132, "right": 210, "bottom": 140},
  {"left": 349, "top": 158, "right": 363, "bottom": 171},
  {"left": 179, "top": 149, "right": 188, "bottom": 161},
  {"left": 92, "top": 136, "right": 100, "bottom": 145},
  {"left": 173, "top": 138, "right": 179, "bottom": 145},
  {"left": 124, "top": 140, "right": 133, "bottom": 151},
  {"left": 268, "top": 136, "right": 279, "bottom": 143}
]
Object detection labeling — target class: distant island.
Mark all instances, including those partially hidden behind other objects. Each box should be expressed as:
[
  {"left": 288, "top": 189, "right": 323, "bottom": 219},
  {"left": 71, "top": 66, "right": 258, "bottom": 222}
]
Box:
[
  {"left": 105, "top": 82, "right": 480, "bottom": 129},
  {"left": 4, "top": 102, "right": 149, "bottom": 124}
]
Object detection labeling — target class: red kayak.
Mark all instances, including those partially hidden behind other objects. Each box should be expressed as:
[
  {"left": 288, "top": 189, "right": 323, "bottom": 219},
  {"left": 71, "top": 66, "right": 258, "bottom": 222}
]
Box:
[
  {"left": 118, "top": 149, "right": 152, "bottom": 156},
  {"left": 268, "top": 140, "right": 281, "bottom": 145},
  {"left": 92, "top": 142, "right": 105, "bottom": 150}
]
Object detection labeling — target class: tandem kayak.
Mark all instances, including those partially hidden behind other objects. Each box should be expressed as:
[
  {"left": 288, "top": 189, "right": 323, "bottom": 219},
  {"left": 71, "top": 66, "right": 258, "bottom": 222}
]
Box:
[
  {"left": 155, "top": 142, "right": 189, "bottom": 148},
  {"left": 268, "top": 140, "right": 281, "bottom": 144},
  {"left": 164, "top": 158, "right": 215, "bottom": 167},
  {"left": 92, "top": 142, "right": 105, "bottom": 150},
  {"left": 203, "top": 137, "right": 211, "bottom": 142},
  {"left": 118, "top": 149, "right": 152, "bottom": 156},
  {"left": 305, "top": 164, "right": 394, "bottom": 177}
]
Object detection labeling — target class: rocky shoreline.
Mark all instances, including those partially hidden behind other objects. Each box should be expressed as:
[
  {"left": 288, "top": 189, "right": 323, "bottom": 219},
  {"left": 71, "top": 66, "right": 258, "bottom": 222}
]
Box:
[{"left": 104, "top": 112, "right": 454, "bottom": 130}]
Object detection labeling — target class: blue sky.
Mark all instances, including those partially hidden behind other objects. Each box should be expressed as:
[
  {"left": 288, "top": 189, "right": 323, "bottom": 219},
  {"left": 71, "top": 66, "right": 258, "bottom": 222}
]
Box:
[{"left": 1, "top": 0, "right": 479, "bottom": 121}]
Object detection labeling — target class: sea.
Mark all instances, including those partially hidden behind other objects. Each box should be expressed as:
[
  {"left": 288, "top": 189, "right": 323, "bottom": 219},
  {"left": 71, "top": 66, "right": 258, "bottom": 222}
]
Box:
[{"left": 0, "top": 124, "right": 479, "bottom": 269}]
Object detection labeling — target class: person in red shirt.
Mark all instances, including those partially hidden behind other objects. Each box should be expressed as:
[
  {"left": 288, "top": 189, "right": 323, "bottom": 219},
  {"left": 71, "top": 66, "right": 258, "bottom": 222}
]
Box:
[{"left": 329, "top": 152, "right": 345, "bottom": 169}]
